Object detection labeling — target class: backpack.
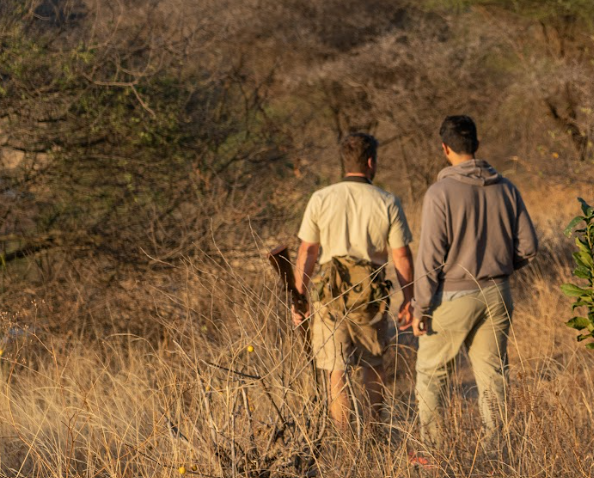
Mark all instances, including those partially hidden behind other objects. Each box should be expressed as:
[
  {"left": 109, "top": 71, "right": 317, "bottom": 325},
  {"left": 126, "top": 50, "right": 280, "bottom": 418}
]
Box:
[{"left": 311, "top": 256, "right": 391, "bottom": 320}]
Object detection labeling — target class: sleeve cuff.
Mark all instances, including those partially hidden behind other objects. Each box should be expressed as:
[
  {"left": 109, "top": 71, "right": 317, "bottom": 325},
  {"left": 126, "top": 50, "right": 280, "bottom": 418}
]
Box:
[
  {"left": 297, "top": 232, "right": 319, "bottom": 244},
  {"left": 412, "top": 298, "right": 432, "bottom": 319}
]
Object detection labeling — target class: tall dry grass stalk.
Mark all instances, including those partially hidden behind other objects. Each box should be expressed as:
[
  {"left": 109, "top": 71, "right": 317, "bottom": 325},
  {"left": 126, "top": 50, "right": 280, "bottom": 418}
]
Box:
[{"left": 1, "top": 189, "right": 594, "bottom": 477}]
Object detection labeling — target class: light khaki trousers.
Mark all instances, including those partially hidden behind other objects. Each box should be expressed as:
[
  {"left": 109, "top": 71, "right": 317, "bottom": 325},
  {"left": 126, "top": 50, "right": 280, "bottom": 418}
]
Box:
[{"left": 416, "top": 281, "right": 513, "bottom": 446}]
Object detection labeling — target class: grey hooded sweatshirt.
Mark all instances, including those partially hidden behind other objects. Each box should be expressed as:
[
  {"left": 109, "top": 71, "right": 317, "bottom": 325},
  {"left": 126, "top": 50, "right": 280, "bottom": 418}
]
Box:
[{"left": 414, "top": 159, "right": 538, "bottom": 318}]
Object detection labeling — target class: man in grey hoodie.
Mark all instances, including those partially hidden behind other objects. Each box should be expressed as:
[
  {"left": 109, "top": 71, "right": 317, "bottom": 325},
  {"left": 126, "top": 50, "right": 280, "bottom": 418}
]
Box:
[{"left": 413, "top": 115, "right": 538, "bottom": 448}]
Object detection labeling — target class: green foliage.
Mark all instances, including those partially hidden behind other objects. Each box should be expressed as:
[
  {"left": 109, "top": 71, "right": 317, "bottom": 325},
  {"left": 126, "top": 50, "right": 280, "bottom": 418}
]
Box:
[
  {"left": 0, "top": 2, "right": 297, "bottom": 282},
  {"left": 562, "top": 198, "right": 594, "bottom": 349}
]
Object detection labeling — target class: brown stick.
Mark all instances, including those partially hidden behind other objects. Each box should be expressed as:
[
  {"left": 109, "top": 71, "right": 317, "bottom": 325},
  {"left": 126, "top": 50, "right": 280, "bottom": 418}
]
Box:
[
  {"left": 268, "top": 245, "right": 304, "bottom": 309},
  {"left": 268, "top": 245, "right": 310, "bottom": 352}
]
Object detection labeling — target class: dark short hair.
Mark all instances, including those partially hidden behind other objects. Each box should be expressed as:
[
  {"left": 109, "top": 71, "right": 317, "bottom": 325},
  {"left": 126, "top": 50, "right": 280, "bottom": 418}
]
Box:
[
  {"left": 439, "top": 115, "right": 479, "bottom": 155},
  {"left": 340, "top": 133, "right": 378, "bottom": 174}
]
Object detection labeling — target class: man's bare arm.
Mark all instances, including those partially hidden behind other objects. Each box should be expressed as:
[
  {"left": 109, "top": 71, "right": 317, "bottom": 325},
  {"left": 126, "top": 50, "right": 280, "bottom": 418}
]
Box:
[
  {"left": 392, "top": 245, "right": 414, "bottom": 300},
  {"left": 392, "top": 245, "right": 414, "bottom": 330},
  {"left": 295, "top": 241, "right": 320, "bottom": 294},
  {"left": 292, "top": 241, "right": 320, "bottom": 326}
]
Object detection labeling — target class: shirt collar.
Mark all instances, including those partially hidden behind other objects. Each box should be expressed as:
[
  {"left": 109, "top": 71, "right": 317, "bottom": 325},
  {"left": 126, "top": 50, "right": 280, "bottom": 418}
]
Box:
[{"left": 342, "top": 175, "right": 372, "bottom": 185}]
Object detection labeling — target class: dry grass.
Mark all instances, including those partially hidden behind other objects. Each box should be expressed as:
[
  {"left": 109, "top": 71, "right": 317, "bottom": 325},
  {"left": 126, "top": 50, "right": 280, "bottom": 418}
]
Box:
[
  {"left": 1, "top": 184, "right": 594, "bottom": 478},
  {"left": 2, "top": 1, "right": 594, "bottom": 475}
]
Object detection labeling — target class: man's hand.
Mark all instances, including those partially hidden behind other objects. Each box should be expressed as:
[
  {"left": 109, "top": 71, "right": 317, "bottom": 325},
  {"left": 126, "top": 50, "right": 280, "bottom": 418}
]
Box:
[
  {"left": 398, "top": 300, "right": 414, "bottom": 330},
  {"left": 291, "top": 303, "right": 309, "bottom": 327},
  {"left": 412, "top": 316, "right": 429, "bottom": 337}
]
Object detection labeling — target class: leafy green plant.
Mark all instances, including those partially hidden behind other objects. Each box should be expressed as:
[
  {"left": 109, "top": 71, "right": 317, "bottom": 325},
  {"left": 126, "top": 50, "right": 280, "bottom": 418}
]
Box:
[{"left": 562, "top": 198, "right": 594, "bottom": 349}]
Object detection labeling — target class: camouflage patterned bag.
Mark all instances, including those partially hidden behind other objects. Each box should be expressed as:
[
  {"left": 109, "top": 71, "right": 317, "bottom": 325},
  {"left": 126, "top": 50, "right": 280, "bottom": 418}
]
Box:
[{"left": 311, "top": 256, "right": 391, "bottom": 319}]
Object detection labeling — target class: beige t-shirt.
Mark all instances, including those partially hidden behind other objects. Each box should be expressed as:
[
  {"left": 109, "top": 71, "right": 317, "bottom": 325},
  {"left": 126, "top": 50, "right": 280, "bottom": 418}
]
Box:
[{"left": 298, "top": 180, "right": 412, "bottom": 265}]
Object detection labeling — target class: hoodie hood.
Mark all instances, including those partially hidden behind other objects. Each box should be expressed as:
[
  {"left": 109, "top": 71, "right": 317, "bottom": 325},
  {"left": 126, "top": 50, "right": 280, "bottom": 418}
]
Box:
[{"left": 437, "top": 159, "right": 501, "bottom": 186}]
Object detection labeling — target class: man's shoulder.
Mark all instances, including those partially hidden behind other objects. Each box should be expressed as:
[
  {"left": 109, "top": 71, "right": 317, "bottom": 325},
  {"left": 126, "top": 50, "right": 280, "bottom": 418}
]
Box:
[
  {"left": 309, "top": 182, "right": 342, "bottom": 201},
  {"left": 497, "top": 176, "right": 519, "bottom": 191},
  {"left": 425, "top": 179, "right": 451, "bottom": 199},
  {"left": 369, "top": 183, "right": 401, "bottom": 202}
]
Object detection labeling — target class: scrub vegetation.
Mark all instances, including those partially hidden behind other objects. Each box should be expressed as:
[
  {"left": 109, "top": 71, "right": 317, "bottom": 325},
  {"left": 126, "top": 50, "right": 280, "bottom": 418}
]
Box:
[
  {"left": 0, "top": 0, "right": 593, "bottom": 476},
  {"left": 563, "top": 198, "right": 594, "bottom": 350}
]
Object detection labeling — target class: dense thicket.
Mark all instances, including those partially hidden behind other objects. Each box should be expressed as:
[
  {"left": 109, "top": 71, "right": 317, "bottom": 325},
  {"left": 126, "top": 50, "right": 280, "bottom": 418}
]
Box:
[{"left": 1, "top": 0, "right": 593, "bottom": 336}]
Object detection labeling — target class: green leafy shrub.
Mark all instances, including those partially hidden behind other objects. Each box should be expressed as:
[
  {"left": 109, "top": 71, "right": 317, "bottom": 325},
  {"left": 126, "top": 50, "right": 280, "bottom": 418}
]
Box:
[{"left": 562, "top": 198, "right": 594, "bottom": 349}]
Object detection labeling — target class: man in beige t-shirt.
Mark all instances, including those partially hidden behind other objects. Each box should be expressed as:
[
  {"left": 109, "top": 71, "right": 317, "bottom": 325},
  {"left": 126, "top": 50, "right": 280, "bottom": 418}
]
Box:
[{"left": 293, "top": 133, "right": 414, "bottom": 429}]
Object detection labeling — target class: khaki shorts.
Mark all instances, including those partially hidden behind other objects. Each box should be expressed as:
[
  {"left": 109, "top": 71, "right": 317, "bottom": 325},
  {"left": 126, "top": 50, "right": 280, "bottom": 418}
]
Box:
[{"left": 310, "top": 301, "right": 388, "bottom": 371}]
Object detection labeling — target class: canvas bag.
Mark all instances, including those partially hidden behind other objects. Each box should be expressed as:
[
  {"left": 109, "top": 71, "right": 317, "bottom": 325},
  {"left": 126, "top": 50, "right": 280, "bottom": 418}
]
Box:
[{"left": 312, "top": 256, "right": 391, "bottom": 320}]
